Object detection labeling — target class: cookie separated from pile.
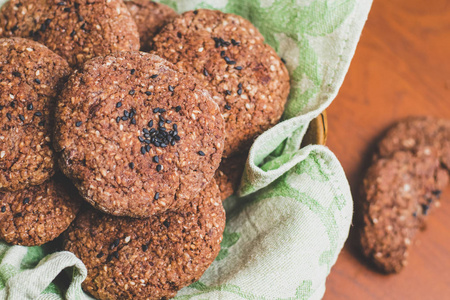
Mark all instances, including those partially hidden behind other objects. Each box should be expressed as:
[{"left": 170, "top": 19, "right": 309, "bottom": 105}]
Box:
[
  {"left": 214, "top": 153, "right": 247, "bottom": 200},
  {"left": 54, "top": 51, "right": 225, "bottom": 218},
  {"left": 64, "top": 180, "right": 225, "bottom": 300},
  {"left": 0, "top": 0, "right": 140, "bottom": 67},
  {"left": 152, "top": 9, "right": 290, "bottom": 156},
  {"left": 0, "top": 176, "right": 81, "bottom": 246},
  {"left": 360, "top": 116, "right": 450, "bottom": 273},
  {"left": 0, "top": 37, "right": 71, "bottom": 191},
  {"left": 125, "top": 0, "right": 177, "bottom": 52}
]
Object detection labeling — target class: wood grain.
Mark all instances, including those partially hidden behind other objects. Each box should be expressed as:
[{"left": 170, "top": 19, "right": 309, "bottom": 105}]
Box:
[{"left": 324, "top": 0, "right": 450, "bottom": 298}]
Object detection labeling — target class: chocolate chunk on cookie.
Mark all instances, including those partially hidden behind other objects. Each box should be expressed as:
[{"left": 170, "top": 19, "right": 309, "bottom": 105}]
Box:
[
  {"left": 0, "top": 176, "right": 81, "bottom": 246},
  {"left": 214, "top": 153, "right": 247, "bottom": 200},
  {"left": 125, "top": 0, "right": 177, "bottom": 52},
  {"left": 54, "top": 51, "right": 224, "bottom": 218},
  {"left": 64, "top": 180, "right": 225, "bottom": 300},
  {"left": 0, "top": 0, "right": 140, "bottom": 67},
  {"left": 152, "top": 9, "right": 290, "bottom": 156},
  {"left": 360, "top": 117, "right": 450, "bottom": 273},
  {"left": 0, "top": 37, "right": 70, "bottom": 191}
]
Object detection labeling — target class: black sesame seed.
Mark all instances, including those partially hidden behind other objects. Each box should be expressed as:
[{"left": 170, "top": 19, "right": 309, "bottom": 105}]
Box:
[
  {"left": 153, "top": 156, "right": 159, "bottom": 163},
  {"left": 422, "top": 204, "right": 430, "bottom": 215},
  {"left": 34, "top": 78, "right": 41, "bottom": 84},
  {"left": 173, "top": 124, "right": 177, "bottom": 130},
  {"left": 138, "top": 136, "right": 144, "bottom": 142},
  {"left": 6, "top": 113, "right": 11, "bottom": 120},
  {"left": 23, "top": 197, "right": 30, "bottom": 204},
  {"left": 0, "top": 106, "right": 3, "bottom": 111},
  {"left": 129, "top": 162, "right": 134, "bottom": 169},
  {"left": 203, "top": 68, "right": 209, "bottom": 76},
  {"left": 281, "top": 57, "right": 287, "bottom": 64},
  {"left": 224, "top": 56, "right": 230, "bottom": 62},
  {"left": 141, "top": 146, "right": 146, "bottom": 154},
  {"left": 145, "top": 91, "right": 152, "bottom": 96},
  {"left": 235, "top": 66, "right": 243, "bottom": 70},
  {"left": 237, "top": 89, "right": 243, "bottom": 95},
  {"left": 34, "top": 112, "right": 42, "bottom": 116},
  {"left": 220, "top": 51, "right": 225, "bottom": 57},
  {"left": 129, "top": 90, "right": 135, "bottom": 95},
  {"left": 238, "top": 83, "right": 243, "bottom": 89},
  {"left": 70, "top": 30, "right": 76, "bottom": 37},
  {"left": 151, "top": 74, "right": 158, "bottom": 79},
  {"left": 154, "top": 192, "right": 160, "bottom": 200},
  {"left": 175, "top": 105, "right": 181, "bottom": 112},
  {"left": 106, "top": 254, "right": 112, "bottom": 263},
  {"left": 432, "top": 190, "right": 442, "bottom": 197},
  {"left": 148, "top": 120, "right": 154, "bottom": 127},
  {"left": 156, "top": 164, "right": 162, "bottom": 172},
  {"left": 112, "top": 238, "right": 120, "bottom": 249},
  {"left": 0, "top": 206, "right": 5, "bottom": 213},
  {"left": 75, "top": 121, "right": 82, "bottom": 127},
  {"left": 198, "top": 151, "right": 205, "bottom": 156},
  {"left": 12, "top": 71, "right": 21, "bottom": 77},
  {"left": 130, "top": 69, "right": 136, "bottom": 75},
  {"left": 224, "top": 104, "right": 231, "bottom": 110},
  {"left": 158, "top": 121, "right": 164, "bottom": 127},
  {"left": 96, "top": 252, "right": 104, "bottom": 258},
  {"left": 153, "top": 108, "right": 160, "bottom": 113},
  {"left": 227, "top": 60, "right": 236, "bottom": 65},
  {"left": 160, "top": 108, "right": 166, "bottom": 113},
  {"left": 116, "top": 102, "right": 122, "bottom": 108},
  {"left": 57, "top": 1, "right": 66, "bottom": 5},
  {"left": 10, "top": 102, "right": 15, "bottom": 108},
  {"left": 171, "top": 140, "right": 176, "bottom": 146},
  {"left": 231, "top": 39, "right": 240, "bottom": 46},
  {"left": 177, "top": 32, "right": 182, "bottom": 38},
  {"left": 145, "top": 145, "right": 150, "bottom": 152},
  {"left": 225, "top": 90, "right": 231, "bottom": 95},
  {"left": 144, "top": 139, "right": 151, "bottom": 144},
  {"left": 143, "top": 128, "right": 149, "bottom": 134},
  {"left": 27, "top": 103, "right": 33, "bottom": 110},
  {"left": 112, "top": 251, "right": 119, "bottom": 259},
  {"left": 160, "top": 143, "right": 167, "bottom": 148},
  {"left": 74, "top": 2, "right": 80, "bottom": 9},
  {"left": 11, "top": 25, "right": 18, "bottom": 32},
  {"left": 116, "top": 116, "right": 120, "bottom": 123},
  {"left": 14, "top": 212, "right": 22, "bottom": 218},
  {"left": 38, "top": 121, "right": 45, "bottom": 126},
  {"left": 63, "top": 7, "right": 71, "bottom": 12},
  {"left": 124, "top": 110, "right": 129, "bottom": 117},
  {"left": 427, "top": 198, "right": 433, "bottom": 204},
  {"left": 81, "top": 23, "right": 86, "bottom": 30},
  {"left": 166, "top": 120, "right": 172, "bottom": 124},
  {"left": 121, "top": 116, "right": 128, "bottom": 121},
  {"left": 163, "top": 220, "right": 170, "bottom": 228},
  {"left": 193, "top": 10, "right": 198, "bottom": 15},
  {"left": 40, "top": 23, "right": 47, "bottom": 32},
  {"left": 174, "top": 135, "right": 180, "bottom": 141},
  {"left": 168, "top": 85, "right": 174, "bottom": 92},
  {"left": 142, "top": 244, "right": 148, "bottom": 252},
  {"left": 19, "top": 114, "right": 25, "bottom": 122}
]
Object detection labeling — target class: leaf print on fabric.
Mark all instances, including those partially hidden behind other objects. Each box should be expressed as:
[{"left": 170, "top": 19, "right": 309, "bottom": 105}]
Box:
[{"left": 216, "top": 229, "right": 241, "bottom": 261}]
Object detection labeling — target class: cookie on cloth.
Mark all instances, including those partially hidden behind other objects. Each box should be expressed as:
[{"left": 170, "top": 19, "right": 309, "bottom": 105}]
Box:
[
  {"left": 0, "top": 37, "right": 70, "bottom": 191},
  {"left": 152, "top": 9, "right": 290, "bottom": 156},
  {"left": 214, "top": 153, "right": 247, "bottom": 200},
  {"left": 63, "top": 180, "right": 225, "bottom": 300},
  {"left": 0, "top": 176, "right": 81, "bottom": 246},
  {"left": 360, "top": 117, "right": 450, "bottom": 273},
  {"left": 0, "top": 0, "right": 140, "bottom": 67},
  {"left": 125, "top": 0, "right": 177, "bottom": 52},
  {"left": 54, "top": 51, "right": 224, "bottom": 218}
]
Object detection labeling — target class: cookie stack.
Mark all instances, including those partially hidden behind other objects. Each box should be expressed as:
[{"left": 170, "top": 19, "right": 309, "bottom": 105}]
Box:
[{"left": 0, "top": 1, "right": 290, "bottom": 299}]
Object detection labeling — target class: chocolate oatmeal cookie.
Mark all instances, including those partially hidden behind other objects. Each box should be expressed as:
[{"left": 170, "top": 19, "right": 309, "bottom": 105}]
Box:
[
  {"left": 125, "top": 0, "right": 177, "bottom": 52},
  {"left": 152, "top": 9, "right": 290, "bottom": 156},
  {"left": 0, "top": 37, "right": 70, "bottom": 191},
  {"left": 0, "top": 0, "right": 140, "bottom": 67},
  {"left": 0, "top": 176, "right": 81, "bottom": 246},
  {"left": 54, "top": 51, "right": 224, "bottom": 218},
  {"left": 360, "top": 117, "right": 450, "bottom": 273},
  {"left": 214, "top": 153, "right": 247, "bottom": 200},
  {"left": 64, "top": 180, "right": 225, "bottom": 300}
]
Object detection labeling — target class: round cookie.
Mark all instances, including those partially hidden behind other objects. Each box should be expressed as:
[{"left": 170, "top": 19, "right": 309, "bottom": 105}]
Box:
[
  {"left": 0, "top": 0, "right": 140, "bottom": 67},
  {"left": 64, "top": 180, "right": 225, "bottom": 300},
  {"left": 0, "top": 176, "right": 81, "bottom": 246},
  {"left": 360, "top": 117, "right": 450, "bottom": 273},
  {"left": 0, "top": 37, "right": 71, "bottom": 191},
  {"left": 54, "top": 51, "right": 224, "bottom": 218},
  {"left": 125, "top": 0, "right": 177, "bottom": 52},
  {"left": 214, "top": 153, "right": 247, "bottom": 200},
  {"left": 152, "top": 9, "right": 290, "bottom": 156}
]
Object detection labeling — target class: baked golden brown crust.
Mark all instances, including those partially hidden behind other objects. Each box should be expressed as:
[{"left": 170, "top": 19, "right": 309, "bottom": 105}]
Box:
[
  {"left": 0, "top": 37, "right": 70, "bottom": 191},
  {"left": 152, "top": 9, "right": 290, "bottom": 156},
  {"left": 0, "top": 176, "right": 81, "bottom": 246},
  {"left": 64, "top": 180, "right": 225, "bottom": 300},
  {"left": 0, "top": 0, "right": 140, "bottom": 67},
  {"left": 125, "top": 0, "right": 177, "bottom": 52},
  {"left": 54, "top": 51, "right": 225, "bottom": 218},
  {"left": 360, "top": 117, "right": 450, "bottom": 273},
  {"left": 214, "top": 153, "right": 247, "bottom": 200}
]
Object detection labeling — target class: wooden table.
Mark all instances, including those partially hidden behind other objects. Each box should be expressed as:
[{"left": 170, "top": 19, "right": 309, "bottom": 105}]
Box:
[{"left": 324, "top": 0, "right": 450, "bottom": 298}]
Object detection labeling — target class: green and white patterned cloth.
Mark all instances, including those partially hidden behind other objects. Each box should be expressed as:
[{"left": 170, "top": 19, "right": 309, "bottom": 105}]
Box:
[{"left": 0, "top": 0, "right": 372, "bottom": 299}]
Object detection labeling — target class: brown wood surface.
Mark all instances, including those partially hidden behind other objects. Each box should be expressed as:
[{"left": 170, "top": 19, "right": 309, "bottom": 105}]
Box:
[{"left": 323, "top": 0, "right": 450, "bottom": 299}]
